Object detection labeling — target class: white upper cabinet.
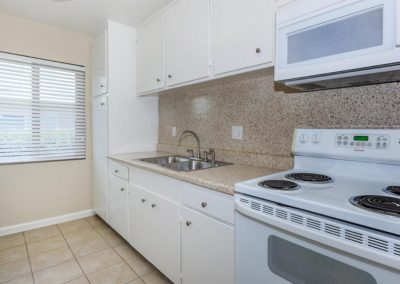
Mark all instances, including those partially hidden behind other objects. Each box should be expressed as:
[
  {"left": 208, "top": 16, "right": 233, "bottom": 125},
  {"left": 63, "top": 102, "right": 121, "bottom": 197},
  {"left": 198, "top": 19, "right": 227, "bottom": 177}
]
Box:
[
  {"left": 165, "top": 0, "right": 210, "bottom": 86},
  {"left": 137, "top": 15, "right": 165, "bottom": 93},
  {"left": 136, "top": 0, "right": 276, "bottom": 94},
  {"left": 92, "top": 29, "right": 108, "bottom": 96},
  {"left": 211, "top": 0, "right": 275, "bottom": 75}
]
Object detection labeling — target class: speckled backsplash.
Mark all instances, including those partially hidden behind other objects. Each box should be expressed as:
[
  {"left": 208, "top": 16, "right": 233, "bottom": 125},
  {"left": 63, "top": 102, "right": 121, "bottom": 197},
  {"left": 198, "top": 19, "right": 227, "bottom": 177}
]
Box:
[{"left": 157, "top": 71, "right": 400, "bottom": 169}]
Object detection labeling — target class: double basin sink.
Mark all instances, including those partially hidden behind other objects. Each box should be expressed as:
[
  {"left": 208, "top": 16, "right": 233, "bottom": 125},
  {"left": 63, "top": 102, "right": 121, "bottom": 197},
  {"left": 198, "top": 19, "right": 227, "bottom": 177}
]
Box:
[{"left": 140, "top": 155, "right": 232, "bottom": 172}]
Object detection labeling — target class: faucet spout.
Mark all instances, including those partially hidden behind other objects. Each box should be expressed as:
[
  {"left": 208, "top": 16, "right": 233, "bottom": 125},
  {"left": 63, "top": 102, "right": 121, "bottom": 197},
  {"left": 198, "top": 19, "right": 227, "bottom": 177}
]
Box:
[{"left": 178, "top": 130, "right": 201, "bottom": 159}]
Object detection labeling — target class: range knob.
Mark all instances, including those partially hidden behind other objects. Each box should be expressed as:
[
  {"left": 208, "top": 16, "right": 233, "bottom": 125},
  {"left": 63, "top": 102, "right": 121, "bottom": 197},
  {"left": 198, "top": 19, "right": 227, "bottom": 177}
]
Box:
[
  {"left": 312, "top": 133, "right": 322, "bottom": 144},
  {"left": 299, "top": 133, "right": 309, "bottom": 144}
]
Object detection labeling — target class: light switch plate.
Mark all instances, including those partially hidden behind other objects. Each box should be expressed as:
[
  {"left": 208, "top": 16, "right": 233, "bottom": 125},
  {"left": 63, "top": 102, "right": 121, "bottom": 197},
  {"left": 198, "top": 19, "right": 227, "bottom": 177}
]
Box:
[
  {"left": 232, "top": 126, "right": 243, "bottom": 140},
  {"left": 172, "top": 126, "right": 177, "bottom": 137}
]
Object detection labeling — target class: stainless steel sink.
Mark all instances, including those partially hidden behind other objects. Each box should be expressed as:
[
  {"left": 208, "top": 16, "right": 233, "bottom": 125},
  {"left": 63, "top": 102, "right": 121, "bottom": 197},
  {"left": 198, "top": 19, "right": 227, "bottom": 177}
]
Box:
[
  {"left": 140, "top": 155, "right": 232, "bottom": 172},
  {"left": 140, "top": 155, "right": 190, "bottom": 165}
]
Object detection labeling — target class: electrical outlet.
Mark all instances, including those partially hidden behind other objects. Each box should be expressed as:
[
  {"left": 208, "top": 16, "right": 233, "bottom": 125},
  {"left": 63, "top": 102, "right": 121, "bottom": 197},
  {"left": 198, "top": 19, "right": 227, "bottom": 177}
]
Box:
[
  {"left": 172, "top": 126, "right": 177, "bottom": 137},
  {"left": 232, "top": 126, "right": 244, "bottom": 140}
]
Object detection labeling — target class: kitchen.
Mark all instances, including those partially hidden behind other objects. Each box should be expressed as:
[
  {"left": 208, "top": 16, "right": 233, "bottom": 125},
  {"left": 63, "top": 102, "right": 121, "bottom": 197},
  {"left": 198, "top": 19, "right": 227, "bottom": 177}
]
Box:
[{"left": 0, "top": 0, "right": 399, "bottom": 283}]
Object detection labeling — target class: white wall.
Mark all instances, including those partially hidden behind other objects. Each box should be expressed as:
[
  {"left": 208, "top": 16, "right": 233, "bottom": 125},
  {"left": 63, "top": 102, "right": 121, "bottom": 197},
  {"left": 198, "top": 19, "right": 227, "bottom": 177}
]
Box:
[{"left": 0, "top": 12, "right": 92, "bottom": 228}]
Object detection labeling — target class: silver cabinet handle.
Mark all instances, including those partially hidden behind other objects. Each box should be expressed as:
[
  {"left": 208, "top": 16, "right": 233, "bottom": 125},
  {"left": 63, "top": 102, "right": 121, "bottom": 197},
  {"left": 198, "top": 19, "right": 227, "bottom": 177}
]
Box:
[
  {"left": 151, "top": 204, "right": 157, "bottom": 208},
  {"left": 156, "top": 78, "right": 161, "bottom": 82},
  {"left": 120, "top": 188, "right": 125, "bottom": 192},
  {"left": 186, "top": 221, "right": 191, "bottom": 227},
  {"left": 100, "top": 84, "right": 106, "bottom": 88},
  {"left": 168, "top": 74, "right": 172, "bottom": 79},
  {"left": 114, "top": 169, "right": 119, "bottom": 174},
  {"left": 256, "top": 48, "right": 261, "bottom": 53},
  {"left": 100, "top": 102, "right": 105, "bottom": 106},
  {"left": 141, "top": 198, "right": 146, "bottom": 203},
  {"left": 201, "top": 202, "right": 207, "bottom": 208}
]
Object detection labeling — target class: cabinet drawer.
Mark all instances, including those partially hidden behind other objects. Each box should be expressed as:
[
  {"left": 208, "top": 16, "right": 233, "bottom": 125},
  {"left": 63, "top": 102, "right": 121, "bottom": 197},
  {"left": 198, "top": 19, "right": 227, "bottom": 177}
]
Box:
[
  {"left": 183, "top": 184, "right": 234, "bottom": 224},
  {"left": 109, "top": 160, "right": 128, "bottom": 180}
]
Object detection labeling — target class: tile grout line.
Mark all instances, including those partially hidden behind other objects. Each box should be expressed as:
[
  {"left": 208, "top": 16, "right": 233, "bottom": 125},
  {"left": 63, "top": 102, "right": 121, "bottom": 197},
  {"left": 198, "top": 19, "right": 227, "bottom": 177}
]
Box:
[
  {"left": 56, "top": 223, "right": 91, "bottom": 284},
  {"left": 0, "top": 245, "right": 29, "bottom": 267},
  {"left": 22, "top": 232, "right": 36, "bottom": 284},
  {"left": 86, "top": 217, "right": 167, "bottom": 283},
  {"left": 1, "top": 217, "right": 163, "bottom": 284},
  {"left": 86, "top": 218, "right": 144, "bottom": 283},
  {"left": 26, "top": 229, "right": 71, "bottom": 274},
  {"left": 0, "top": 234, "right": 27, "bottom": 251},
  {"left": 59, "top": 219, "right": 128, "bottom": 278},
  {"left": 24, "top": 225, "right": 62, "bottom": 246}
]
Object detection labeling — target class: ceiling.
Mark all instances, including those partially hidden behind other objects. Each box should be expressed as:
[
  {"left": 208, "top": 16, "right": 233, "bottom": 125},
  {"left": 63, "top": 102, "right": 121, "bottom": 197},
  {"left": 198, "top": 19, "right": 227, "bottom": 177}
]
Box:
[{"left": 0, "top": 0, "right": 173, "bottom": 35}]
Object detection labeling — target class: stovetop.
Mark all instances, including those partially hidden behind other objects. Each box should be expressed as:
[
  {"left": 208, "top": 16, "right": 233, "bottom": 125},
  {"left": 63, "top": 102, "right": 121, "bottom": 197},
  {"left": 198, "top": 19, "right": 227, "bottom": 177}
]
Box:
[
  {"left": 236, "top": 165, "right": 400, "bottom": 235},
  {"left": 235, "top": 128, "right": 400, "bottom": 236}
]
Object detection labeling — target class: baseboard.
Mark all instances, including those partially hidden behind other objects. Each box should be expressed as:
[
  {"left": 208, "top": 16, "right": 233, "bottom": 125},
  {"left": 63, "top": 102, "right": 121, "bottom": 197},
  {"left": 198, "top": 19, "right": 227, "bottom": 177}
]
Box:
[{"left": 0, "top": 209, "right": 95, "bottom": 237}]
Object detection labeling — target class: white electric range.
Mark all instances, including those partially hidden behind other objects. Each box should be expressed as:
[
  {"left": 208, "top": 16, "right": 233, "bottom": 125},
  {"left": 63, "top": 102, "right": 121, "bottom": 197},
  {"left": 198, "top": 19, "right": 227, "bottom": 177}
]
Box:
[{"left": 235, "top": 129, "right": 400, "bottom": 284}]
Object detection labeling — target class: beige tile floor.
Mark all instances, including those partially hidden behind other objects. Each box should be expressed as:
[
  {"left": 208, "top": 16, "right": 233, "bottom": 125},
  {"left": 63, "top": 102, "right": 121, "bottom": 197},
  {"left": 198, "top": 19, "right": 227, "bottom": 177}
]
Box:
[{"left": 0, "top": 216, "right": 173, "bottom": 284}]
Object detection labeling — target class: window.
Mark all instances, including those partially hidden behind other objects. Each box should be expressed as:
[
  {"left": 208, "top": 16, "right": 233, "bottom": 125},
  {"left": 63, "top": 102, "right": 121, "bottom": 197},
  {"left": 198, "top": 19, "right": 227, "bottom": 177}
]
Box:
[{"left": 0, "top": 53, "right": 86, "bottom": 164}]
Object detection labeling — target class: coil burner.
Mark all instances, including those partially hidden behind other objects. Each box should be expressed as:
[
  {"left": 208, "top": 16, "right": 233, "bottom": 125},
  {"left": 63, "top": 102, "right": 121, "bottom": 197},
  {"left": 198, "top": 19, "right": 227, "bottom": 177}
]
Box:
[
  {"left": 258, "top": 180, "right": 300, "bottom": 191},
  {"left": 383, "top": 186, "right": 400, "bottom": 197},
  {"left": 350, "top": 195, "right": 400, "bottom": 217},
  {"left": 285, "top": 173, "right": 333, "bottom": 184}
]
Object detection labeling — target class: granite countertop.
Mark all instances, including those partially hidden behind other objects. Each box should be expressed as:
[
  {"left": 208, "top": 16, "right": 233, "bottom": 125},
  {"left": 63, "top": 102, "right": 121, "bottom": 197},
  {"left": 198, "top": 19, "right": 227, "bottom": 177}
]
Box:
[{"left": 108, "top": 152, "right": 281, "bottom": 195}]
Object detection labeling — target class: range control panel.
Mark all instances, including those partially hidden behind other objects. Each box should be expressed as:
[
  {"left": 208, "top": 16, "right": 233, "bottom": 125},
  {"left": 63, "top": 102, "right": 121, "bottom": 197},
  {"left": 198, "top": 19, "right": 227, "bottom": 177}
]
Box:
[
  {"left": 293, "top": 129, "right": 400, "bottom": 165},
  {"left": 336, "top": 134, "right": 390, "bottom": 149}
]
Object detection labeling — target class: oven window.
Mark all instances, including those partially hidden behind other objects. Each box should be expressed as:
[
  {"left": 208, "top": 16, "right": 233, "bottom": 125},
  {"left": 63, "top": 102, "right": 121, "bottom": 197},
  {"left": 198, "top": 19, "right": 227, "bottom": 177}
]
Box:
[{"left": 268, "top": 236, "right": 377, "bottom": 284}]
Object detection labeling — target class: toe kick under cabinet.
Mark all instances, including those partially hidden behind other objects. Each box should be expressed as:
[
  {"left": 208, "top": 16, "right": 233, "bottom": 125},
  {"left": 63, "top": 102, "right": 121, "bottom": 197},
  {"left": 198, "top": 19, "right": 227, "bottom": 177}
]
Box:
[{"left": 107, "top": 159, "right": 234, "bottom": 284}]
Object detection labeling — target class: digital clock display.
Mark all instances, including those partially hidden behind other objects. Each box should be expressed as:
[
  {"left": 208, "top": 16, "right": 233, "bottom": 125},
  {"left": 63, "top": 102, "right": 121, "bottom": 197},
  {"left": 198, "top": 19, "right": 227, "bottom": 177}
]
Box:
[{"left": 354, "top": 136, "right": 369, "bottom": 141}]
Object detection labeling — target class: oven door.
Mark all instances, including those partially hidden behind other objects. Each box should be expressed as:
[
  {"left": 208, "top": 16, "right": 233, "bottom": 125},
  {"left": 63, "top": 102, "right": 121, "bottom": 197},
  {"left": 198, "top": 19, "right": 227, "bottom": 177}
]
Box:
[{"left": 235, "top": 207, "right": 400, "bottom": 284}]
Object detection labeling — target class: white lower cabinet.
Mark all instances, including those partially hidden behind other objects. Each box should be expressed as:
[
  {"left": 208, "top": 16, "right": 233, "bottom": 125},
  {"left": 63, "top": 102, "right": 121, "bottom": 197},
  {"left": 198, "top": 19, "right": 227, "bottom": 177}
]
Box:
[
  {"left": 108, "top": 160, "right": 234, "bottom": 284},
  {"left": 108, "top": 175, "right": 129, "bottom": 240},
  {"left": 129, "top": 183, "right": 180, "bottom": 284},
  {"left": 181, "top": 206, "right": 234, "bottom": 284}
]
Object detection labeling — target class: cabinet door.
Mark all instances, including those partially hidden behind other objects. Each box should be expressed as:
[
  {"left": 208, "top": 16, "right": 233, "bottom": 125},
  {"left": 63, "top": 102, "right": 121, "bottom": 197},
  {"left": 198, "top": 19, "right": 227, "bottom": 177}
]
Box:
[
  {"left": 211, "top": 0, "right": 275, "bottom": 75},
  {"left": 137, "top": 15, "right": 165, "bottom": 93},
  {"left": 129, "top": 184, "right": 180, "bottom": 284},
  {"left": 92, "top": 95, "right": 108, "bottom": 221},
  {"left": 165, "top": 0, "right": 209, "bottom": 86},
  {"left": 149, "top": 192, "right": 180, "bottom": 284},
  {"left": 108, "top": 175, "right": 129, "bottom": 239},
  {"left": 129, "top": 184, "right": 151, "bottom": 257},
  {"left": 181, "top": 206, "right": 234, "bottom": 284},
  {"left": 92, "top": 29, "right": 108, "bottom": 96}
]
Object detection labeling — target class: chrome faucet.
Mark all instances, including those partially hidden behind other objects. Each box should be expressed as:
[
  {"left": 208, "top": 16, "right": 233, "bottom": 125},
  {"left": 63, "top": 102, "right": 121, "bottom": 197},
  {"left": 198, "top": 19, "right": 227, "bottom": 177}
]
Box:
[{"left": 178, "top": 130, "right": 201, "bottom": 159}]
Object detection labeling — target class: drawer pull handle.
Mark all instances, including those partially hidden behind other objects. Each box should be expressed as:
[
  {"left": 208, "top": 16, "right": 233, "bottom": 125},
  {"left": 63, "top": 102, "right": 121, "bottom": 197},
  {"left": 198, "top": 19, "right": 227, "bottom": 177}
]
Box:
[
  {"left": 141, "top": 199, "right": 146, "bottom": 203},
  {"left": 256, "top": 48, "right": 261, "bottom": 53},
  {"left": 151, "top": 204, "right": 157, "bottom": 208},
  {"left": 201, "top": 202, "right": 208, "bottom": 208},
  {"left": 114, "top": 170, "right": 119, "bottom": 174},
  {"left": 186, "top": 221, "right": 192, "bottom": 227},
  {"left": 120, "top": 188, "right": 125, "bottom": 192}
]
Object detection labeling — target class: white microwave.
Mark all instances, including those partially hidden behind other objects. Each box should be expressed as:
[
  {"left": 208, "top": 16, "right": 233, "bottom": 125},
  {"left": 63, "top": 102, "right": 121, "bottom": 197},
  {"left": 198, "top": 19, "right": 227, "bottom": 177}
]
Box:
[{"left": 275, "top": 0, "right": 400, "bottom": 91}]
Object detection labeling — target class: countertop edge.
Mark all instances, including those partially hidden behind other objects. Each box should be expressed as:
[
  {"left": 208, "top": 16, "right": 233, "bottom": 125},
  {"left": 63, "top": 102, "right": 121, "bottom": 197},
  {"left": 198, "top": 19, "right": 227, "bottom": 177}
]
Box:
[{"left": 107, "top": 152, "right": 282, "bottom": 196}]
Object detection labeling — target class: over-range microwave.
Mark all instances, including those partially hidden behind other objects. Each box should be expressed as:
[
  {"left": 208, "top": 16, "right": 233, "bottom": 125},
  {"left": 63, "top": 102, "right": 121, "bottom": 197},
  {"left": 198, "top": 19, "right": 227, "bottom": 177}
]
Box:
[{"left": 275, "top": 0, "right": 400, "bottom": 91}]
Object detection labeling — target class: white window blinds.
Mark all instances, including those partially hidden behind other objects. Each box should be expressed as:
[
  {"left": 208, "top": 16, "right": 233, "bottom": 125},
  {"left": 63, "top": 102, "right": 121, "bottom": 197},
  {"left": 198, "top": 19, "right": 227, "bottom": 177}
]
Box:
[{"left": 0, "top": 53, "right": 86, "bottom": 164}]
